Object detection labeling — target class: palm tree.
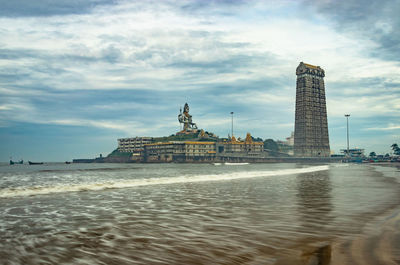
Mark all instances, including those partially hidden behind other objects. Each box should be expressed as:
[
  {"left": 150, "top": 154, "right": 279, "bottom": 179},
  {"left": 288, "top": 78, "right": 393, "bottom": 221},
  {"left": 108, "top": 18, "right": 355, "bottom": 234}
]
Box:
[{"left": 391, "top": 143, "right": 400, "bottom": 155}]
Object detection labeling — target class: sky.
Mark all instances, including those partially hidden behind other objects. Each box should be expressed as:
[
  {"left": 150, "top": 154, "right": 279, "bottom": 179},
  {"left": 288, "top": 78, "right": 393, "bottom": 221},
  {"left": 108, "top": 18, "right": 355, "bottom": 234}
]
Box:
[{"left": 0, "top": 0, "right": 399, "bottom": 161}]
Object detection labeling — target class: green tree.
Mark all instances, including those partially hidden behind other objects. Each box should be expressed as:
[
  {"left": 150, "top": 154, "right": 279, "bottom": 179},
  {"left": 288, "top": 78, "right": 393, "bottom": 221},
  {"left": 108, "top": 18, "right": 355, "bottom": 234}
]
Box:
[
  {"left": 264, "top": 139, "right": 279, "bottom": 152},
  {"left": 252, "top": 136, "right": 263, "bottom": 142},
  {"left": 369, "top": 151, "right": 376, "bottom": 157},
  {"left": 391, "top": 143, "right": 400, "bottom": 155}
]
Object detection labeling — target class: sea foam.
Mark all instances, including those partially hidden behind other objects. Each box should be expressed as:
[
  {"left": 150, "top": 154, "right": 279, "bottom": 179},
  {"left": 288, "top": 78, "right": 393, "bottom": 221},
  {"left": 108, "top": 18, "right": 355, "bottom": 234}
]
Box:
[{"left": 0, "top": 165, "right": 329, "bottom": 198}]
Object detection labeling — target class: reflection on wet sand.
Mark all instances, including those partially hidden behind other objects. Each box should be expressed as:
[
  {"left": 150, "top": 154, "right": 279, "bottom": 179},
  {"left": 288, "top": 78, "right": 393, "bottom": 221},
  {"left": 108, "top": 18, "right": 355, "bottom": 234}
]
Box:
[
  {"left": 330, "top": 210, "right": 400, "bottom": 265},
  {"left": 276, "top": 165, "right": 400, "bottom": 265},
  {"left": 296, "top": 170, "right": 333, "bottom": 265},
  {"left": 328, "top": 165, "right": 400, "bottom": 265},
  {"left": 272, "top": 170, "right": 334, "bottom": 265},
  {"left": 296, "top": 170, "right": 333, "bottom": 232}
]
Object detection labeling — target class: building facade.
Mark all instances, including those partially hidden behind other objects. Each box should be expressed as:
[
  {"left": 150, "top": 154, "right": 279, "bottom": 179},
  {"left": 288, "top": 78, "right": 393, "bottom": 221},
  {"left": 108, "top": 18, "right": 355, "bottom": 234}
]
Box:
[
  {"left": 294, "top": 62, "right": 330, "bottom": 157},
  {"left": 144, "top": 141, "right": 216, "bottom": 162},
  {"left": 143, "top": 133, "right": 263, "bottom": 162},
  {"left": 217, "top": 133, "right": 263, "bottom": 156},
  {"left": 144, "top": 142, "right": 184, "bottom": 162},
  {"left": 118, "top": 137, "right": 153, "bottom": 153},
  {"left": 285, "top": 131, "right": 294, "bottom": 146}
]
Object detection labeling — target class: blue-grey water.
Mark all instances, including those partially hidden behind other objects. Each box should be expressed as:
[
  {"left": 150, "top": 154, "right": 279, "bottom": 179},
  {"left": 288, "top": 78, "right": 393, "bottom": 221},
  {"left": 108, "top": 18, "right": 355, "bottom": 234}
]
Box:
[{"left": 0, "top": 162, "right": 399, "bottom": 265}]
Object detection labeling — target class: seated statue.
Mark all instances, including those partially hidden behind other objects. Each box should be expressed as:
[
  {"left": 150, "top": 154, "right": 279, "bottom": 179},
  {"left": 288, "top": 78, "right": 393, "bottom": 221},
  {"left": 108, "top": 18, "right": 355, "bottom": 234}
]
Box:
[{"left": 178, "top": 103, "right": 198, "bottom": 132}]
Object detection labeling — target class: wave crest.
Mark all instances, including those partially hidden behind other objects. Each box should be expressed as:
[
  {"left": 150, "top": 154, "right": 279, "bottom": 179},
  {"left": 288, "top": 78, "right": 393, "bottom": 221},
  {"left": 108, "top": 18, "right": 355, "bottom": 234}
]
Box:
[{"left": 0, "top": 165, "right": 329, "bottom": 198}]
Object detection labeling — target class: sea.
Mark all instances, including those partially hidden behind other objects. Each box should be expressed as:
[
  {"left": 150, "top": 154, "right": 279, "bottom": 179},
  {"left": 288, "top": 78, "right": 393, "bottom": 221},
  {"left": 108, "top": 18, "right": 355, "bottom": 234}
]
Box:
[{"left": 0, "top": 162, "right": 399, "bottom": 265}]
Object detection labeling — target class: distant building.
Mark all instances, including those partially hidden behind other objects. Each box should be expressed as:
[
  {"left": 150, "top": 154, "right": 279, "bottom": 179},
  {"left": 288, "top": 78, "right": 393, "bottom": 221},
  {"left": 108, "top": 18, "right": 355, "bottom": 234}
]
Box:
[
  {"left": 294, "top": 62, "right": 330, "bottom": 157},
  {"left": 341, "top": 148, "right": 365, "bottom": 158},
  {"left": 144, "top": 141, "right": 216, "bottom": 162},
  {"left": 285, "top": 132, "right": 294, "bottom": 146},
  {"left": 144, "top": 142, "right": 183, "bottom": 162},
  {"left": 118, "top": 137, "right": 153, "bottom": 153},
  {"left": 217, "top": 133, "right": 263, "bottom": 156},
  {"left": 116, "top": 102, "right": 265, "bottom": 163},
  {"left": 143, "top": 133, "right": 263, "bottom": 162},
  {"left": 275, "top": 132, "right": 295, "bottom": 156}
]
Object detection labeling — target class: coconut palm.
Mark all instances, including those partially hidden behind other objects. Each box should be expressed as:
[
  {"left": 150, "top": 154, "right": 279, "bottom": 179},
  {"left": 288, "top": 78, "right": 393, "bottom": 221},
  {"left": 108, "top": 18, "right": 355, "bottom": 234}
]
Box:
[{"left": 391, "top": 143, "right": 400, "bottom": 155}]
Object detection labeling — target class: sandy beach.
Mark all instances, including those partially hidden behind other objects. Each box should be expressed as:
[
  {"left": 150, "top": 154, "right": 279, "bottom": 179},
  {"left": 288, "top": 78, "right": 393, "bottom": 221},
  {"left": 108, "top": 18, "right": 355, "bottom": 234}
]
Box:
[{"left": 0, "top": 163, "right": 399, "bottom": 264}]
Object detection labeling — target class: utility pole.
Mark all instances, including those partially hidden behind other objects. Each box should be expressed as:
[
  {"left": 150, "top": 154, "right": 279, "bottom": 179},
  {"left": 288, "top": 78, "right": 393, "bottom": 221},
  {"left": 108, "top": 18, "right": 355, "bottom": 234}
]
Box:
[
  {"left": 345, "top": 114, "right": 350, "bottom": 157},
  {"left": 230, "top": 112, "right": 234, "bottom": 138}
]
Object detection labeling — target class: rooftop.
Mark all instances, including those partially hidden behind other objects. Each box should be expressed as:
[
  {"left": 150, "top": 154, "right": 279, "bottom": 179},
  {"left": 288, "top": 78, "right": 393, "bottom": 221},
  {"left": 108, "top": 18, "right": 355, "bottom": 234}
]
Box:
[{"left": 303, "top": 63, "right": 320, "bottom": 70}]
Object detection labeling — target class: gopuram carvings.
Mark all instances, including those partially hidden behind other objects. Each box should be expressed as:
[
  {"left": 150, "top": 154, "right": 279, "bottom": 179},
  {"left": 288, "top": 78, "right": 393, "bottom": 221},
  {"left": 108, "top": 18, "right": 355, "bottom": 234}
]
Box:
[{"left": 294, "top": 62, "right": 330, "bottom": 157}]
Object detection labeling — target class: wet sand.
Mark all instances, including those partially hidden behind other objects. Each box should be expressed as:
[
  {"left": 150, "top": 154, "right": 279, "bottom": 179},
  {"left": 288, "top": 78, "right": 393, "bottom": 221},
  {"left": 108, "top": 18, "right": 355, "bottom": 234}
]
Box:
[
  {"left": 316, "top": 164, "right": 400, "bottom": 265},
  {"left": 329, "top": 208, "right": 400, "bottom": 265},
  {"left": 275, "top": 164, "right": 400, "bottom": 265},
  {"left": 329, "top": 164, "right": 400, "bottom": 265},
  {"left": 272, "top": 208, "right": 400, "bottom": 265},
  {"left": 1, "top": 163, "right": 399, "bottom": 264}
]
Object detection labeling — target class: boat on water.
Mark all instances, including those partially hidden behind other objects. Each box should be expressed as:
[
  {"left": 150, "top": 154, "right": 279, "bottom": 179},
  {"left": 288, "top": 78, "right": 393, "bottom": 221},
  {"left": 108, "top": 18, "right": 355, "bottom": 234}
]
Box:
[
  {"left": 10, "top": 159, "right": 23, "bottom": 165},
  {"left": 65, "top": 161, "right": 71, "bottom": 164},
  {"left": 28, "top": 161, "right": 44, "bottom": 165}
]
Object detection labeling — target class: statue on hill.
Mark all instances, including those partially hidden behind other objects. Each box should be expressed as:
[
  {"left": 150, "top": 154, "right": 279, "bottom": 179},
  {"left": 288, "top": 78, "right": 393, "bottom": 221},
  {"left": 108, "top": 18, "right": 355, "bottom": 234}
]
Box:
[{"left": 178, "top": 103, "right": 198, "bottom": 133}]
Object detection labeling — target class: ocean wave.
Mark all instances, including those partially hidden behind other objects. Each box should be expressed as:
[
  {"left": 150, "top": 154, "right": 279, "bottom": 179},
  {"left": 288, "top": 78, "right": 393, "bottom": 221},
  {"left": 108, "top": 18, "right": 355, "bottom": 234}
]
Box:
[
  {"left": 0, "top": 165, "right": 329, "bottom": 198},
  {"left": 213, "top": 162, "right": 250, "bottom": 166},
  {"left": 38, "top": 167, "right": 138, "bottom": 173}
]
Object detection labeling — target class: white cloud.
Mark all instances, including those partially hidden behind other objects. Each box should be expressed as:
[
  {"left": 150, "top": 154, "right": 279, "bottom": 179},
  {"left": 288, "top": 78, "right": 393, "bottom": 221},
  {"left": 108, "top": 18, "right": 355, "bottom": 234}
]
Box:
[
  {"left": 226, "top": 91, "right": 293, "bottom": 105},
  {"left": 0, "top": 105, "right": 11, "bottom": 110},
  {"left": 327, "top": 94, "right": 400, "bottom": 117},
  {"left": 364, "top": 124, "right": 400, "bottom": 131},
  {"left": 49, "top": 119, "right": 138, "bottom": 132},
  {"left": 374, "top": 21, "right": 393, "bottom": 34},
  {"left": 0, "top": 0, "right": 399, "bottom": 157}
]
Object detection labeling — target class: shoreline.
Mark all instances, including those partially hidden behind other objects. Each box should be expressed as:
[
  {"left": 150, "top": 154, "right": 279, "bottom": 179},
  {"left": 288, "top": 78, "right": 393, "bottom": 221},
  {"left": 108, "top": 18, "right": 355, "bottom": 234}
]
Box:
[
  {"left": 330, "top": 206, "right": 400, "bottom": 265},
  {"left": 274, "top": 163, "right": 400, "bottom": 265},
  {"left": 1, "top": 161, "right": 399, "bottom": 264},
  {"left": 316, "top": 164, "right": 400, "bottom": 265}
]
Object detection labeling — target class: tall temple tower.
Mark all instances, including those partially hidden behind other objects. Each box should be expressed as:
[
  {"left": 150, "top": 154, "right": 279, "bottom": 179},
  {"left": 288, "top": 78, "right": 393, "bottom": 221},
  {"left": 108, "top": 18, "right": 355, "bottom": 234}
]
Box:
[{"left": 294, "top": 62, "right": 330, "bottom": 157}]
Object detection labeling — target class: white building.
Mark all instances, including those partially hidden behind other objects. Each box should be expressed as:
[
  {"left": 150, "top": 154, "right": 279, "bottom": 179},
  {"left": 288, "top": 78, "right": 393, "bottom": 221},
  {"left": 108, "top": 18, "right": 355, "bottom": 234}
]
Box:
[
  {"left": 286, "top": 132, "right": 294, "bottom": 146},
  {"left": 117, "top": 137, "right": 153, "bottom": 153}
]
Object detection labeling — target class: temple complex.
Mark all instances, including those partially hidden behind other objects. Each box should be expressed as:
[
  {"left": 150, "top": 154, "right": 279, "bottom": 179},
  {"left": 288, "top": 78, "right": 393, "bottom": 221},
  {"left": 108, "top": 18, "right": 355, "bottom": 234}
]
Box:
[
  {"left": 111, "top": 103, "right": 264, "bottom": 162},
  {"left": 80, "top": 61, "right": 342, "bottom": 163},
  {"left": 218, "top": 133, "right": 263, "bottom": 155}
]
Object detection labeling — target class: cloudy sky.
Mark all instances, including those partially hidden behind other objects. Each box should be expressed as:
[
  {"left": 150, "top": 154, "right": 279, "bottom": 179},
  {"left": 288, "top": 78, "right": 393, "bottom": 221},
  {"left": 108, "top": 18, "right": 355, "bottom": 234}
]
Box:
[{"left": 0, "top": 0, "right": 399, "bottom": 161}]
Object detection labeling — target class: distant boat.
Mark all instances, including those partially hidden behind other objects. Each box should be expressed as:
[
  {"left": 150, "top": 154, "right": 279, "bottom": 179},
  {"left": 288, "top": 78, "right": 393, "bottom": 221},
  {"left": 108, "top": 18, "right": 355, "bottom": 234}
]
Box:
[
  {"left": 10, "top": 159, "right": 23, "bottom": 165},
  {"left": 28, "top": 161, "right": 44, "bottom": 165},
  {"left": 65, "top": 161, "right": 71, "bottom": 164}
]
